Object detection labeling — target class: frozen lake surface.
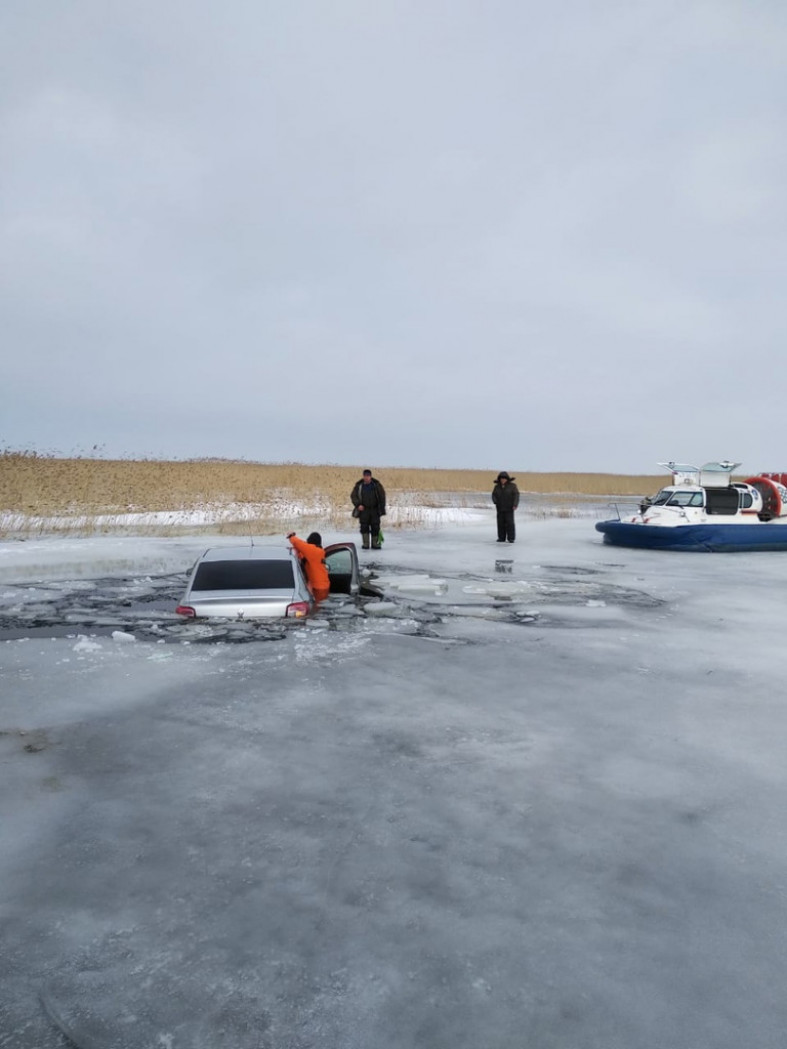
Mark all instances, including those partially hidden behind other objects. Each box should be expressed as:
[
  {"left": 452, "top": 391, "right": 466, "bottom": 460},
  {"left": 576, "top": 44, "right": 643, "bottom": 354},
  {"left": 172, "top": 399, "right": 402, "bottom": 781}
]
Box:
[{"left": 2, "top": 512, "right": 787, "bottom": 1047}]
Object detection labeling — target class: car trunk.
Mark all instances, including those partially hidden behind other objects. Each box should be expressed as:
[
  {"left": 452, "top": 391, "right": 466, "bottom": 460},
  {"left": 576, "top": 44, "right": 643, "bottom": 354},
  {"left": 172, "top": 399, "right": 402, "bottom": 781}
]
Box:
[{"left": 187, "top": 589, "right": 297, "bottom": 619}]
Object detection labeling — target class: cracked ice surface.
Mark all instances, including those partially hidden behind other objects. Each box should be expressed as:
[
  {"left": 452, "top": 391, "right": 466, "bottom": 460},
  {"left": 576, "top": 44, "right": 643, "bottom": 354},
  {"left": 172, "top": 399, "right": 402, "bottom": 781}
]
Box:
[{"left": 2, "top": 516, "right": 787, "bottom": 1048}]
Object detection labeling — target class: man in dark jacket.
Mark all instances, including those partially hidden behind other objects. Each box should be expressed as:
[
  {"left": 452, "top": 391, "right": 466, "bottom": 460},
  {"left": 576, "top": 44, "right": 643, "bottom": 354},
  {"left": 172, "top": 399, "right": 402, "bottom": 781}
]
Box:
[
  {"left": 492, "top": 471, "right": 520, "bottom": 543},
  {"left": 351, "top": 469, "right": 387, "bottom": 549}
]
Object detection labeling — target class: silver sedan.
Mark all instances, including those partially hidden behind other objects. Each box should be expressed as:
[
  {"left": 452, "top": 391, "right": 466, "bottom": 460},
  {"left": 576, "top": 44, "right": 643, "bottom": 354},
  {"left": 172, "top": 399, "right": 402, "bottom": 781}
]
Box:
[{"left": 175, "top": 542, "right": 359, "bottom": 620}]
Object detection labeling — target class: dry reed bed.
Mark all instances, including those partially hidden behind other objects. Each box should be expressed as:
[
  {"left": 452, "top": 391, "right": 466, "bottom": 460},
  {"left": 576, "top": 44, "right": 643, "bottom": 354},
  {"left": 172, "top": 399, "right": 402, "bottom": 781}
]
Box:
[{"left": 0, "top": 452, "right": 658, "bottom": 537}]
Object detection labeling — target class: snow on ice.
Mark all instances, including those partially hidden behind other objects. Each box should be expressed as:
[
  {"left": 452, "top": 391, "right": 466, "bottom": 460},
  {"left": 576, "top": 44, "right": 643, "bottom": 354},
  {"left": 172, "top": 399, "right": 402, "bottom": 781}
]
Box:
[{"left": 2, "top": 510, "right": 787, "bottom": 1048}]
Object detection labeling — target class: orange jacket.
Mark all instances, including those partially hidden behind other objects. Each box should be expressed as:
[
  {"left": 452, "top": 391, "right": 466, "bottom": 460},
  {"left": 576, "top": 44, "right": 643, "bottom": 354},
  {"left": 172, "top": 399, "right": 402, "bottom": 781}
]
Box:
[{"left": 288, "top": 535, "right": 330, "bottom": 594}]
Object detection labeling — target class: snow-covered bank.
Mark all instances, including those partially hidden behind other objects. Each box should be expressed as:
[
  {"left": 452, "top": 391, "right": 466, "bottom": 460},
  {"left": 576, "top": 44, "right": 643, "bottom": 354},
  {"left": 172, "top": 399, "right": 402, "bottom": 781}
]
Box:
[
  {"left": 0, "top": 501, "right": 486, "bottom": 536},
  {"left": 0, "top": 491, "right": 635, "bottom": 539}
]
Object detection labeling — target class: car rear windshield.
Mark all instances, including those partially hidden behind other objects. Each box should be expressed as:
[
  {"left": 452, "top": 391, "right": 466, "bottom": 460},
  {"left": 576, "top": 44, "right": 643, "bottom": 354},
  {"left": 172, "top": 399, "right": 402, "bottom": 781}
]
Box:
[{"left": 192, "top": 560, "right": 295, "bottom": 591}]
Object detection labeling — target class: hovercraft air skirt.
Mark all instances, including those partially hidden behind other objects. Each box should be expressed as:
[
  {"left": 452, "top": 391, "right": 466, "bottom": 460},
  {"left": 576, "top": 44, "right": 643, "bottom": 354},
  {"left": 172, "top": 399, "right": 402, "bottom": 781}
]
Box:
[{"left": 595, "top": 520, "right": 787, "bottom": 552}]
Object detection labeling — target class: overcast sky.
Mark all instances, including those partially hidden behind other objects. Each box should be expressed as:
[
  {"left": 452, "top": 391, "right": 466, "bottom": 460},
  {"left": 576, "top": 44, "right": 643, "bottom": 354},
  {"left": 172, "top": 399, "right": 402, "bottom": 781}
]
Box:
[{"left": 2, "top": 1, "right": 785, "bottom": 473}]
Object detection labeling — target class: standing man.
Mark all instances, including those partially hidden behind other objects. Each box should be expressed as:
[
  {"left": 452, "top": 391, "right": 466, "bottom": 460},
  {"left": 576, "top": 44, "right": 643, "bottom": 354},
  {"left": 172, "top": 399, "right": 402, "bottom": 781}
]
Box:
[
  {"left": 492, "top": 471, "right": 520, "bottom": 543},
  {"left": 286, "top": 531, "right": 330, "bottom": 601},
  {"left": 351, "top": 469, "right": 387, "bottom": 550}
]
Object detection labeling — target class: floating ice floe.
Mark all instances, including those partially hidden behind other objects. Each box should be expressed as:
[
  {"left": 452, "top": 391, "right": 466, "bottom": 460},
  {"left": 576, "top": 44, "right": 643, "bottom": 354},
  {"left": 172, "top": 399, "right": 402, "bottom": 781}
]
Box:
[
  {"left": 372, "top": 574, "right": 449, "bottom": 595},
  {"left": 364, "top": 601, "right": 405, "bottom": 617},
  {"left": 73, "top": 635, "right": 102, "bottom": 653},
  {"left": 461, "top": 581, "right": 529, "bottom": 598},
  {"left": 111, "top": 631, "right": 137, "bottom": 643}
]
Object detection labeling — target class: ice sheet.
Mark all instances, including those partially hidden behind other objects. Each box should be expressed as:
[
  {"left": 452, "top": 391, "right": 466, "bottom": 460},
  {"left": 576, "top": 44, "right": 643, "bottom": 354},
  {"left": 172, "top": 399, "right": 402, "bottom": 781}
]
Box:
[{"left": 2, "top": 517, "right": 787, "bottom": 1048}]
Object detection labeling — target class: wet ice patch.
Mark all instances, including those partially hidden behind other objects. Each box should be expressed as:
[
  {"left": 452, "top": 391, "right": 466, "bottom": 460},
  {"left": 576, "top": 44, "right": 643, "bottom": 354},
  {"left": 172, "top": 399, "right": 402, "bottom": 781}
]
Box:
[
  {"left": 5, "top": 602, "right": 61, "bottom": 619},
  {"left": 64, "top": 609, "right": 110, "bottom": 623},
  {"left": 0, "top": 585, "right": 52, "bottom": 607},
  {"left": 0, "top": 553, "right": 663, "bottom": 649}
]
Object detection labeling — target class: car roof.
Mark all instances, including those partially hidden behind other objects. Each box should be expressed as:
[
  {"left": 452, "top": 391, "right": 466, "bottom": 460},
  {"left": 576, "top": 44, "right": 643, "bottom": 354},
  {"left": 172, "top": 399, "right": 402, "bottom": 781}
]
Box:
[{"left": 197, "top": 545, "right": 294, "bottom": 563}]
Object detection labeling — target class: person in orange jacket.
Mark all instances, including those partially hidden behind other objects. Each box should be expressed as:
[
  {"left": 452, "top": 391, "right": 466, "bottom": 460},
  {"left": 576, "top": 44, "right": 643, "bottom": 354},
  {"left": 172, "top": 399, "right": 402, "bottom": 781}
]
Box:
[{"left": 286, "top": 531, "right": 330, "bottom": 601}]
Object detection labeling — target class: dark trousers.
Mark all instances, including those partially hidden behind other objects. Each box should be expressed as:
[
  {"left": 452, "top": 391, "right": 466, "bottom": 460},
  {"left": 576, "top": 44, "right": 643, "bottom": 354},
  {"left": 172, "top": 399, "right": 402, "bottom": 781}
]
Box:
[
  {"left": 359, "top": 509, "right": 381, "bottom": 537},
  {"left": 497, "top": 509, "right": 516, "bottom": 542}
]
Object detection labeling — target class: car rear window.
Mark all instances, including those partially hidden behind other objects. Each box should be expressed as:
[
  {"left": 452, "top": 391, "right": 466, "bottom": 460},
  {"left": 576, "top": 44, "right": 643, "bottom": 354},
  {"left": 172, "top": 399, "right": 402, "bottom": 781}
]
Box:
[{"left": 192, "top": 560, "right": 295, "bottom": 591}]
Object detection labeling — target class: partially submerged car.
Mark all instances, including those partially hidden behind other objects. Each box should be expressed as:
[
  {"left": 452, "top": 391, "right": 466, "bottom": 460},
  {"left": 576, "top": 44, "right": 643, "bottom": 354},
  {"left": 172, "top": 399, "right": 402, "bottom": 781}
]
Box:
[{"left": 175, "top": 542, "right": 359, "bottom": 620}]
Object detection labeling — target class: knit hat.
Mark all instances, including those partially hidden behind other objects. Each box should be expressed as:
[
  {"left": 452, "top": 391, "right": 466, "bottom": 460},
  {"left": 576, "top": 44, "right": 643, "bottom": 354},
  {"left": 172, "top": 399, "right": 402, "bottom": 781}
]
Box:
[{"left": 307, "top": 532, "right": 322, "bottom": 547}]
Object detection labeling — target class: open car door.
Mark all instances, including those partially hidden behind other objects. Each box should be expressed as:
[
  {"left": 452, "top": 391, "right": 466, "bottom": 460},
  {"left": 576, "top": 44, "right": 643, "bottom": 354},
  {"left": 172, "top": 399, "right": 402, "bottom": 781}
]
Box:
[{"left": 324, "top": 542, "right": 360, "bottom": 594}]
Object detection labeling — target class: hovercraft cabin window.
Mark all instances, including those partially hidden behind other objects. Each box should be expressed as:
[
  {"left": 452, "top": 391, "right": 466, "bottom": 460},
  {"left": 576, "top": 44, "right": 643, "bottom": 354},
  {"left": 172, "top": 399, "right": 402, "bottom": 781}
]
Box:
[
  {"left": 705, "top": 488, "right": 739, "bottom": 515},
  {"left": 667, "top": 491, "right": 704, "bottom": 507}
]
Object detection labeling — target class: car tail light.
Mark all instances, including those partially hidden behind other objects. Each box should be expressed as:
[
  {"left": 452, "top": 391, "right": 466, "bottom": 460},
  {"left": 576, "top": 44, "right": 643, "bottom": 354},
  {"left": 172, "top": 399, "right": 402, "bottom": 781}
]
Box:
[
  {"left": 285, "top": 601, "right": 310, "bottom": 618},
  {"left": 176, "top": 605, "right": 196, "bottom": 618}
]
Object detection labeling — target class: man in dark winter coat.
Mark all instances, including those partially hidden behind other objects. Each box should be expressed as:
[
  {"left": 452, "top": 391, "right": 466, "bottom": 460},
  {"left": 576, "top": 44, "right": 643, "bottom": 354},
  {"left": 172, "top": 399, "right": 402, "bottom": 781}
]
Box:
[
  {"left": 351, "top": 469, "right": 387, "bottom": 549},
  {"left": 492, "top": 471, "right": 520, "bottom": 543}
]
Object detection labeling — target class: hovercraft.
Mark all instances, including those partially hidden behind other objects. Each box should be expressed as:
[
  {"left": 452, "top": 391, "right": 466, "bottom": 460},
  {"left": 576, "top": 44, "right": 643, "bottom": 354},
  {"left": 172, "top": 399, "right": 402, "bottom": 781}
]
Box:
[{"left": 595, "top": 461, "right": 787, "bottom": 551}]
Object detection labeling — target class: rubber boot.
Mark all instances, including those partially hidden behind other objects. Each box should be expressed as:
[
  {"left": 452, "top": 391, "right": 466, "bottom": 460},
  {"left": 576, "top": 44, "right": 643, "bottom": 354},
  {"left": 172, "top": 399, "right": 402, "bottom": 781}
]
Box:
[
  {"left": 362, "top": 534, "right": 370, "bottom": 549},
  {"left": 371, "top": 534, "right": 381, "bottom": 549}
]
